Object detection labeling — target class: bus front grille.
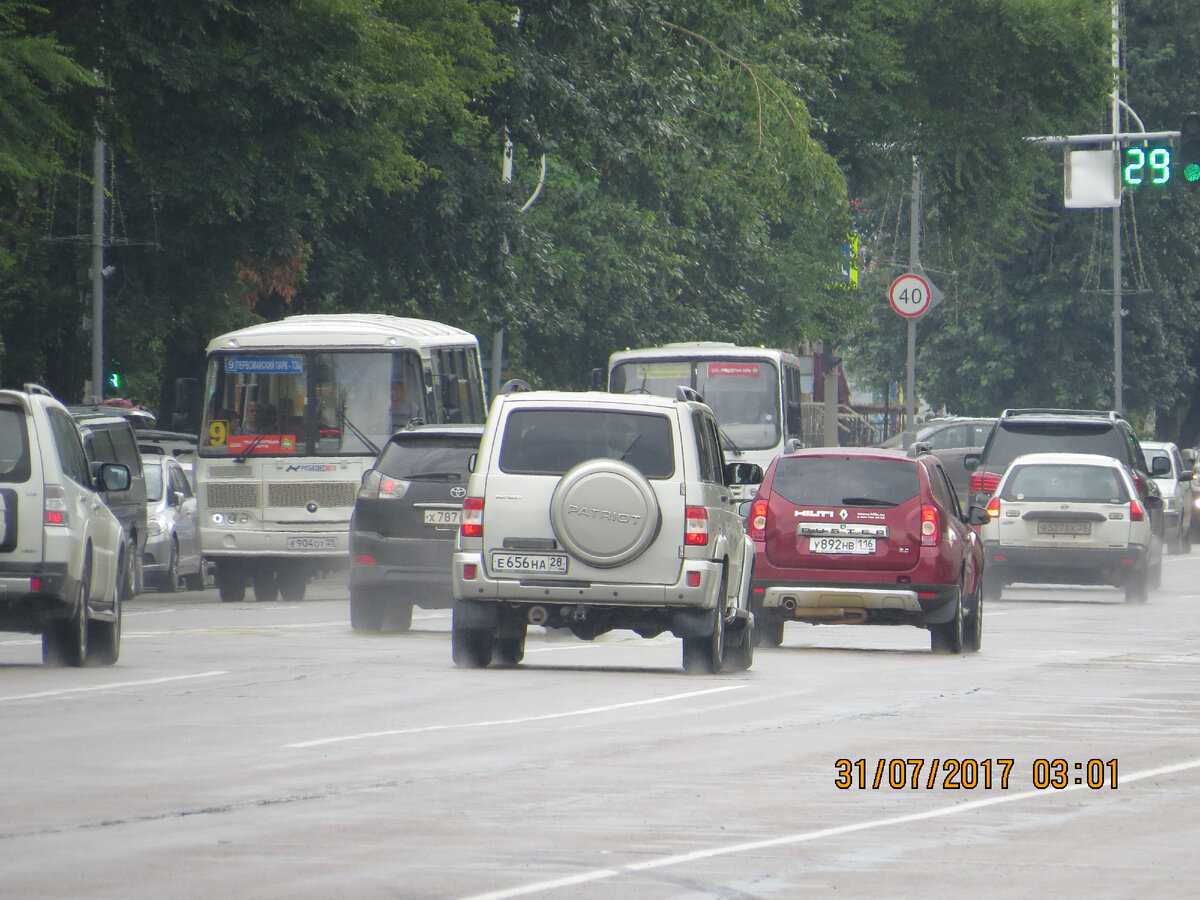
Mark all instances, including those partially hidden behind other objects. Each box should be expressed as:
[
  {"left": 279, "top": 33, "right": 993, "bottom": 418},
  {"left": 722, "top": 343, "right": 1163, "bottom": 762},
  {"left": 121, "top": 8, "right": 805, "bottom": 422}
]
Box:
[
  {"left": 267, "top": 482, "right": 358, "bottom": 509},
  {"left": 206, "top": 483, "right": 260, "bottom": 508}
]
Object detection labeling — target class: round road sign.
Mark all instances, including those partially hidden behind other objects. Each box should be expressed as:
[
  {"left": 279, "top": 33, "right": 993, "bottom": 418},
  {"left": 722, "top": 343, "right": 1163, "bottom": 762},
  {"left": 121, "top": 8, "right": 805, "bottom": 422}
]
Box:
[{"left": 888, "top": 273, "right": 932, "bottom": 318}]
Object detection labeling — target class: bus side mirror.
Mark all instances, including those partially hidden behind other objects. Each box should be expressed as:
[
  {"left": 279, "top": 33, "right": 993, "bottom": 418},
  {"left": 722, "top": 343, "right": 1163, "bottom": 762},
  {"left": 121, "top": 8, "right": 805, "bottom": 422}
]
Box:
[{"left": 589, "top": 367, "right": 604, "bottom": 389}]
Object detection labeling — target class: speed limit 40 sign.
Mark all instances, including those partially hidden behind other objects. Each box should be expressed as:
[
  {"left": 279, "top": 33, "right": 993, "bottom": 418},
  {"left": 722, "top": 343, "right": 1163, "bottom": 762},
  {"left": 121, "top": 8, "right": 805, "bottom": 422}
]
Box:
[{"left": 888, "top": 273, "right": 932, "bottom": 318}]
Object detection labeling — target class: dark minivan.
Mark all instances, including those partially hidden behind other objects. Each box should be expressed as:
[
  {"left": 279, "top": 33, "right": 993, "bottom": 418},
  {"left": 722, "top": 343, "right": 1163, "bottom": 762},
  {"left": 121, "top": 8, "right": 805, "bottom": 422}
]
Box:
[{"left": 349, "top": 425, "right": 484, "bottom": 632}]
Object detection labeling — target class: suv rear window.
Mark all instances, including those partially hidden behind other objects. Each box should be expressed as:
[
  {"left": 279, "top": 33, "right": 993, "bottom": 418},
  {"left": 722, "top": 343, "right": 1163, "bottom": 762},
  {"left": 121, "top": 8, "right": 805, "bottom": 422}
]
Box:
[
  {"left": 376, "top": 434, "right": 480, "bottom": 479},
  {"left": 1001, "top": 463, "right": 1129, "bottom": 503},
  {"left": 500, "top": 409, "right": 675, "bottom": 478},
  {"left": 770, "top": 456, "right": 919, "bottom": 507},
  {"left": 0, "top": 406, "right": 31, "bottom": 483},
  {"left": 987, "top": 422, "right": 1127, "bottom": 470}
]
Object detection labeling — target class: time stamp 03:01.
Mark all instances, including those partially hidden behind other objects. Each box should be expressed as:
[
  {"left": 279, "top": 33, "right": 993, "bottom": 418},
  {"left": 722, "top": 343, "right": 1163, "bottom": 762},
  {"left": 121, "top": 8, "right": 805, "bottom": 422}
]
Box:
[{"left": 834, "top": 758, "right": 1119, "bottom": 791}]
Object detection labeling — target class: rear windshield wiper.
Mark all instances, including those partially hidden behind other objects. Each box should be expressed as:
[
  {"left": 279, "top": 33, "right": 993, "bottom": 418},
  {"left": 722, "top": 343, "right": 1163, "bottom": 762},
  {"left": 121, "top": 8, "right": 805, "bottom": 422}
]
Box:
[{"left": 840, "top": 496, "right": 898, "bottom": 507}]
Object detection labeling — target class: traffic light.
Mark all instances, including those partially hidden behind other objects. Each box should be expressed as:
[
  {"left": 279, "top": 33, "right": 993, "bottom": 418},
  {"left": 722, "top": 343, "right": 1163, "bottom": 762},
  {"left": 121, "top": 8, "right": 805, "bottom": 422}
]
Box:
[
  {"left": 1180, "top": 113, "right": 1200, "bottom": 182},
  {"left": 107, "top": 372, "right": 121, "bottom": 390}
]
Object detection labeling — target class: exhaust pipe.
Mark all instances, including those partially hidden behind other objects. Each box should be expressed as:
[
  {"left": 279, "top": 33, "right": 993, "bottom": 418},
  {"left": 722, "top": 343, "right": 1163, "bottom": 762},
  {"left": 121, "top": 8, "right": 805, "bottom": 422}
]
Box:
[
  {"left": 527, "top": 605, "right": 548, "bottom": 626},
  {"left": 782, "top": 596, "right": 797, "bottom": 610}
]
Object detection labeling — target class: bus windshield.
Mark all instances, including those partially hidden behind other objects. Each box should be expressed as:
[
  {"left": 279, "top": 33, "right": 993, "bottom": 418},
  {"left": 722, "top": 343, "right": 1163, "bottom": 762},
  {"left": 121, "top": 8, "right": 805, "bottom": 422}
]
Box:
[
  {"left": 201, "top": 349, "right": 426, "bottom": 457},
  {"left": 609, "top": 358, "right": 781, "bottom": 451}
]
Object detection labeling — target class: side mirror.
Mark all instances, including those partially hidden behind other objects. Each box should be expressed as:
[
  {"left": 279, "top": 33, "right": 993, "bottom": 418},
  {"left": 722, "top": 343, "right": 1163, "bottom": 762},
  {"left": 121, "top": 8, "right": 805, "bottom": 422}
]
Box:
[
  {"left": 968, "top": 506, "right": 990, "bottom": 527},
  {"left": 589, "top": 367, "right": 604, "bottom": 389},
  {"left": 1180, "top": 471, "right": 1193, "bottom": 482},
  {"left": 467, "top": 452, "right": 477, "bottom": 474},
  {"left": 1150, "top": 457, "right": 1171, "bottom": 477},
  {"left": 963, "top": 453, "right": 981, "bottom": 471},
  {"left": 725, "top": 462, "right": 764, "bottom": 486},
  {"left": 1145, "top": 494, "right": 1164, "bottom": 510},
  {"left": 97, "top": 463, "right": 132, "bottom": 492},
  {"left": 171, "top": 490, "right": 186, "bottom": 508}
]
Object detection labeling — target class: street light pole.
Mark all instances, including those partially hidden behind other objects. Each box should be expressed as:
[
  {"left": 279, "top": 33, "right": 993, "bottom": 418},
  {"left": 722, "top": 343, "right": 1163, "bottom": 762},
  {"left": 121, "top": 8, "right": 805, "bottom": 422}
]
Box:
[{"left": 90, "top": 135, "right": 106, "bottom": 402}]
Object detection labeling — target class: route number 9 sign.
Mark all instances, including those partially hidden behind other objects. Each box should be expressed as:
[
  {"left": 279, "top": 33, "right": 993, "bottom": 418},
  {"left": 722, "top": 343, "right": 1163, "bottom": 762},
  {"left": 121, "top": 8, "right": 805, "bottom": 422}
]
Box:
[{"left": 888, "top": 273, "right": 932, "bottom": 319}]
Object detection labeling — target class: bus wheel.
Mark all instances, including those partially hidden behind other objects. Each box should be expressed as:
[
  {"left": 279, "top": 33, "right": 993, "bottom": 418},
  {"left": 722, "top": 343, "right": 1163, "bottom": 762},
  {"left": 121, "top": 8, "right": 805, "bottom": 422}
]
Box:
[{"left": 216, "top": 561, "right": 247, "bottom": 603}]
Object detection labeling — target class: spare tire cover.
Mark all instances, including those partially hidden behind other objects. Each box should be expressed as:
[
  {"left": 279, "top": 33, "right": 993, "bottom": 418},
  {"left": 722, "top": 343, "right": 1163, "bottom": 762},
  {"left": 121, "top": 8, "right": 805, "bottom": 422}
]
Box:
[{"left": 550, "top": 459, "right": 661, "bottom": 568}]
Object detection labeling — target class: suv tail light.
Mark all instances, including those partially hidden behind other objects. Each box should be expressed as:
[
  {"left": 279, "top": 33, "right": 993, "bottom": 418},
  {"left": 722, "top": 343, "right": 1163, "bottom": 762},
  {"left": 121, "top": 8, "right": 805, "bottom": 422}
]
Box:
[
  {"left": 748, "top": 499, "right": 769, "bottom": 542},
  {"left": 685, "top": 506, "right": 709, "bottom": 546},
  {"left": 1130, "top": 498, "right": 1146, "bottom": 522},
  {"left": 357, "top": 470, "right": 408, "bottom": 500},
  {"left": 461, "top": 497, "right": 484, "bottom": 538},
  {"left": 985, "top": 497, "right": 1001, "bottom": 518},
  {"left": 968, "top": 471, "right": 1001, "bottom": 497},
  {"left": 920, "top": 504, "right": 939, "bottom": 547},
  {"left": 44, "top": 484, "right": 68, "bottom": 526}
]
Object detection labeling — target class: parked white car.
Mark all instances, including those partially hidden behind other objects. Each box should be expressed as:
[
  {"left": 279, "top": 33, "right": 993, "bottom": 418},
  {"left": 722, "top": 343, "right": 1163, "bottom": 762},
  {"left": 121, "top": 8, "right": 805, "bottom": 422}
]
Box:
[
  {"left": 1139, "top": 440, "right": 1193, "bottom": 554},
  {"left": 972, "top": 452, "right": 1162, "bottom": 604},
  {"left": 142, "top": 453, "right": 204, "bottom": 591}
]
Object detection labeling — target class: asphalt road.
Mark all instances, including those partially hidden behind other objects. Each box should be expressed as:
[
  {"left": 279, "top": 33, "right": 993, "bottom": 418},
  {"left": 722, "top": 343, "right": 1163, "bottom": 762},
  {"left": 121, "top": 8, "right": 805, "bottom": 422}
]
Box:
[{"left": 2, "top": 555, "right": 1199, "bottom": 899}]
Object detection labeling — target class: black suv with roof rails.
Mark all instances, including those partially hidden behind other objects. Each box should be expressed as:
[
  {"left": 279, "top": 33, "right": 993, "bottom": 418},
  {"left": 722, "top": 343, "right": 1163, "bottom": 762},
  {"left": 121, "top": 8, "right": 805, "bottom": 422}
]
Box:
[{"left": 964, "top": 408, "right": 1162, "bottom": 533}]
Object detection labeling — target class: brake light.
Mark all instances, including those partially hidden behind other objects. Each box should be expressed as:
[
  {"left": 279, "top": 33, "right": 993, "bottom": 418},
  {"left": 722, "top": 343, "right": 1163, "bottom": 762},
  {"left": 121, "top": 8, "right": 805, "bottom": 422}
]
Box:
[
  {"left": 44, "top": 485, "right": 67, "bottom": 527},
  {"left": 1130, "top": 499, "right": 1145, "bottom": 522},
  {"left": 748, "top": 499, "right": 769, "bottom": 542},
  {"left": 685, "top": 506, "right": 709, "bottom": 546},
  {"left": 985, "top": 497, "right": 1001, "bottom": 519},
  {"left": 968, "top": 471, "right": 1002, "bottom": 497},
  {"left": 461, "top": 497, "right": 484, "bottom": 538},
  {"left": 920, "top": 504, "right": 939, "bottom": 547}
]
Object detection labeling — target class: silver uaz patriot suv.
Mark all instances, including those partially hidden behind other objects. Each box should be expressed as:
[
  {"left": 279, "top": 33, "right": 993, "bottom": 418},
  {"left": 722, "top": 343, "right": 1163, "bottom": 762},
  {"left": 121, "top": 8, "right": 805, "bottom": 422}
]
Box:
[{"left": 451, "top": 388, "right": 761, "bottom": 673}]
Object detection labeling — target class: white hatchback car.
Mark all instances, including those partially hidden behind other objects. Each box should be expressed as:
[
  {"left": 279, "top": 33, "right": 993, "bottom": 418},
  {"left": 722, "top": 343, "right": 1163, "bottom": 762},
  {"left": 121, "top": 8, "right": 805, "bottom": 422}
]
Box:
[
  {"left": 1139, "top": 440, "right": 1193, "bottom": 554},
  {"left": 973, "top": 452, "right": 1163, "bottom": 604}
]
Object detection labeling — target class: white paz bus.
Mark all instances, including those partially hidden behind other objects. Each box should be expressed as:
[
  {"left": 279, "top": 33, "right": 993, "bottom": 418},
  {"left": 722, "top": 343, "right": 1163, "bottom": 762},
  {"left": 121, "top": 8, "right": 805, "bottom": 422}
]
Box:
[
  {"left": 607, "top": 342, "right": 807, "bottom": 499},
  {"left": 194, "top": 314, "right": 487, "bottom": 602}
]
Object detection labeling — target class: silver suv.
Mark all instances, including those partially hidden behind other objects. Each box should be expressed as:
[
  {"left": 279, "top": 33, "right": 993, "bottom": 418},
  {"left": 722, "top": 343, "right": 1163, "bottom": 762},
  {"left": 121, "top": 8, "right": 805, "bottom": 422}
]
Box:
[
  {"left": 0, "top": 385, "right": 133, "bottom": 666},
  {"left": 452, "top": 389, "right": 761, "bottom": 673}
]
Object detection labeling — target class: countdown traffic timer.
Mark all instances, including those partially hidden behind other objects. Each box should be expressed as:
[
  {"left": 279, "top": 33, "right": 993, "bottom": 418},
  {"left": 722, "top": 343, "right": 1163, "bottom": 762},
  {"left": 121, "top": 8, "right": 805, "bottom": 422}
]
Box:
[{"left": 1122, "top": 145, "right": 1171, "bottom": 186}]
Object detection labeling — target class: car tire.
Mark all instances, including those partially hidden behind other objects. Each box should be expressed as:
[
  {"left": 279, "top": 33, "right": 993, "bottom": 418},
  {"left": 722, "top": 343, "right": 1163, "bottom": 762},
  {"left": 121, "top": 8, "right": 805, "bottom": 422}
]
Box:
[
  {"left": 381, "top": 600, "right": 413, "bottom": 633},
  {"left": 43, "top": 561, "right": 90, "bottom": 667},
  {"left": 252, "top": 569, "right": 279, "bottom": 603},
  {"left": 1182, "top": 526, "right": 1193, "bottom": 555},
  {"left": 982, "top": 574, "right": 1002, "bottom": 604},
  {"left": 87, "top": 570, "right": 122, "bottom": 667},
  {"left": 161, "top": 539, "right": 181, "bottom": 593},
  {"left": 278, "top": 568, "right": 307, "bottom": 603},
  {"left": 1125, "top": 568, "right": 1149, "bottom": 604},
  {"left": 492, "top": 633, "right": 526, "bottom": 667},
  {"left": 452, "top": 608, "right": 494, "bottom": 668},
  {"left": 963, "top": 580, "right": 983, "bottom": 653},
  {"left": 350, "top": 590, "right": 384, "bottom": 632},
  {"left": 930, "top": 587, "right": 965, "bottom": 655},
  {"left": 216, "top": 561, "right": 247, "bottom": 603}
]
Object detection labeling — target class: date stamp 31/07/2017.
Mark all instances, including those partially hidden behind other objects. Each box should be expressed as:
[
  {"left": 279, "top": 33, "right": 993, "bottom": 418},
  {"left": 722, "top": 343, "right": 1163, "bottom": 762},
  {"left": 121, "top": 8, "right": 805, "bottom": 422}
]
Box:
[{"left": 834, "top": 758, "right": 1119, "bottom": 791}]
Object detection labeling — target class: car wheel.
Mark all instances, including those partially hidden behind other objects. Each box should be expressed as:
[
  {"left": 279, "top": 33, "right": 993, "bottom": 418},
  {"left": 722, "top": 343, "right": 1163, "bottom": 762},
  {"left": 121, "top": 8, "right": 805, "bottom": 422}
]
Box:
[
  {"left": 161, "top": 539, "right": 181, "bottom": 593},
  {"left": 43, "top": 560, "right": 90, "bottom": 667},
  {"left": 930, "top": 587, "right": 964, "bottom": 655},
  {"left": 452, "top": 608, "right": 494, "bottom": 668},
  {"left": 216, "top": 561, "right": 247, "bottom": 603},
  {"left": 350, "top": 590, "right": 384, "bottom": 632},
  {"left": 380, "top": 600, "right": 413, "bottom": 633},
  {"left": 1125, "top": 568, "right": 1149, "bottom": 604},
  {"left": 87, "top": 567, "right": 122, "bottom": 667},
  {"left": 277, "top": 568, "right": 307, "bottom": 603},
  {"left": 982, "top": 574, "right": 1002, "bottom": 604},
  {"left": 492, "top": 633, "right": 526, "bottom": 667},
  {"left": 963, "top": 581, "right": 983, "bottom": 653},
  {"left": 1152, "top": 545, "right": 1164, "bottom": 590},
  {"left": 252, "top": 569, "right": 279, "bottom": 603},
  {"left": 182, "top": 568, "right": 205, "bottom": 592},
  {"left": 1182, "top": 526, "right": 1193, "bottom": 554}
]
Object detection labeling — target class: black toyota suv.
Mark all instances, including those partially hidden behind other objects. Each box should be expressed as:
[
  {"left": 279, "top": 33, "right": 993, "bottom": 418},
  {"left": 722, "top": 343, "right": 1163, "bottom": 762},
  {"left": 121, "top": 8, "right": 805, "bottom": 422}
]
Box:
[
  {"left": 964, "top": 409, "right": 1162, "bottom": 531},
  {"left": 349, "top": 425, "right": 484, "bottom": 633}
]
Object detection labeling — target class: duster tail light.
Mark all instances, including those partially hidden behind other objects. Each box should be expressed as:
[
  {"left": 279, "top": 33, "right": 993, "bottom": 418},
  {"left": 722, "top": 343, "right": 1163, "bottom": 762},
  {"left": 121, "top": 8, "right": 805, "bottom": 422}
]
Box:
[
  {"left": 920, "top": 504, "right": 939, "bottom": 547},
  {"left": 748, "top": 499, "right": 769, "bottom": 542}
]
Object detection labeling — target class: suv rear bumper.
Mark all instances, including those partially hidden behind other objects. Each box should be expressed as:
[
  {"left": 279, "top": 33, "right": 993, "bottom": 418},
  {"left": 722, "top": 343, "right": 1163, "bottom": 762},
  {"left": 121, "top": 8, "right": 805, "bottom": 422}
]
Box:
[
  {"left": 984, "top": 541, "right": 1149, "bottom": 584},
  {"left": 350, "top": 530, "right": 455, "bottom": 607},
  {"left": 752, "top": 579, "right": 960, "bottom": 625},
  {"left": 453, "top": 551, "right": 722, "bottom": 610},
  {"left": 0, "top": 562, "right": 77, "bottom": 632}
]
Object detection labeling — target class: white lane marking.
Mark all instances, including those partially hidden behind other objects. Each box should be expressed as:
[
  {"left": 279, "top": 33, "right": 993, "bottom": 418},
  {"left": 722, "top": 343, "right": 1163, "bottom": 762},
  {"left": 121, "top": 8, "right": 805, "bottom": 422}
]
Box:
[
  {"left": 0, "top": 671, "right": 229, "bottom": 704},
  {"left": 287, "top": 685, "right": 748, "bottom": 749},
  {"left": 459, "top": 757, "right": 1200, "bottom": 900}
]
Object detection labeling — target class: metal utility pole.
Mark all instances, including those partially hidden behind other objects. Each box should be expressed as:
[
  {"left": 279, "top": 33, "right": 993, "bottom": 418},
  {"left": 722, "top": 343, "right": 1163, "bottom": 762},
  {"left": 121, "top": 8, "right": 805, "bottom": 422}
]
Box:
[
  {"left": 906, "top": 163, "right": 922, "bottom": 427},
  {"left": 90, "top": 135, "right": 106, "bottom": 402},
  {"left": 1110, "top": 0, "right": 1123, "bottom": 413}
]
